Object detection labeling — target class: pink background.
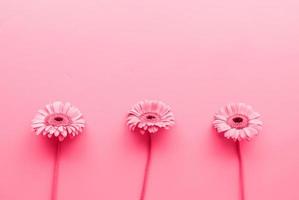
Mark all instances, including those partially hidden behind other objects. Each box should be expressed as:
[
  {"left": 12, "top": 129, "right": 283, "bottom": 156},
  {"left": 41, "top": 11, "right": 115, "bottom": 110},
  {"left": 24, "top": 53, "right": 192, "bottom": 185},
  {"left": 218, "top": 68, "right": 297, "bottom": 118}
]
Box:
[{"left": 1, "top": 0, "right": 299, "bottom": 199}]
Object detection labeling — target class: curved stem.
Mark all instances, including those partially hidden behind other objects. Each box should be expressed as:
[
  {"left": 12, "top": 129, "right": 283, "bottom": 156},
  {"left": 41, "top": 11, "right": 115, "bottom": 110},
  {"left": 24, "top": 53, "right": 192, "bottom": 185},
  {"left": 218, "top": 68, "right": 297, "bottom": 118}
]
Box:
[
  {"left": 139, "top": 134, "right": 152, "bottom": 200},
  {"left": 51, "top": 141, "right": 61, "bottom": 200},
  {"left": 236, "top": 141, "right": 245, "bottom": 200}
]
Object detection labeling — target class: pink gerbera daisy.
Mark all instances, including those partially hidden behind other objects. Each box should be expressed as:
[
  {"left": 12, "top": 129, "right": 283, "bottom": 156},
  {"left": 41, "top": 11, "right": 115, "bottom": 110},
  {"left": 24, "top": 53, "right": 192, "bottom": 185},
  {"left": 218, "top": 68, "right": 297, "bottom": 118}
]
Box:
[
  {"left": 32, "top": 101, "right": 85, "bottom": 141},
  {"left": 127, "top": 100, "right": 175, "bottom": 134},
  {"left": 213, "top": 103, "right": 263, "bottom": 141}
]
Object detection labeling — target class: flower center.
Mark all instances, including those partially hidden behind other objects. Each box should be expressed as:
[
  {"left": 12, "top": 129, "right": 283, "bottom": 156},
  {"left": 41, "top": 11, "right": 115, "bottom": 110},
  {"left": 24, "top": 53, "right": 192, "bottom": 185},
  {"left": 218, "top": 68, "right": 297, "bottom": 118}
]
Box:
[
  {"left": 227, "top": 114, "right": 249, "bottom": 129},
  {"left": 46, "top": 114, "right": 71, "bottom": 126},
  {"left": 54, "top": 117, "right": 64, "bottom": 122},
  {"left": 233, "top": 117, "right": 243, "bottom": 123},
  {"left": 146, "top": 115, "right": 156, "bottom": 120},
  {"left": 142, "top": 112, "right": 160, "bottom": 122}
]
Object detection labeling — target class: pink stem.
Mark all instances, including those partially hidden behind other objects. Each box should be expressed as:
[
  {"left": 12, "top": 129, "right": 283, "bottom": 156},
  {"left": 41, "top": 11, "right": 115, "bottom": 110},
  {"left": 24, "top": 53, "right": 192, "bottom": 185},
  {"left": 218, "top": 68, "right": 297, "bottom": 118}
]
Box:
[
  {"left": 51, "top": 141, "right": 61, "bottom": 200},
  {"left": 139, "top": 134, "right": 152, "bottom": 200},
  {"left": 236, "top": 141, "right": 245, "bottom": 200}
]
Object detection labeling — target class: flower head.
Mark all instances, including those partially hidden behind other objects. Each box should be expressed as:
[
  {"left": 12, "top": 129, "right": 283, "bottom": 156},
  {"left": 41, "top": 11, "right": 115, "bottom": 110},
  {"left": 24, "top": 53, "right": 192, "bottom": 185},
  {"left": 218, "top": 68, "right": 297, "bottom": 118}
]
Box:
[
  {"left": 213, "top": 103, "right": 262, "bottom": 141},
  {"left": 127, "top": 100, "right": 175, "bottom": 134},
  {"left": 32, "top": 101, "right": 85, "bottom": 141}
]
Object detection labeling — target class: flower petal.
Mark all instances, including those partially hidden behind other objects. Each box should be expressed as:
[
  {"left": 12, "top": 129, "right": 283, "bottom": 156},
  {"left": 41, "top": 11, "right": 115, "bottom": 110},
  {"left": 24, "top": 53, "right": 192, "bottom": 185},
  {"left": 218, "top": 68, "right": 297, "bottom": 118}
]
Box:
[
  {"left": 243, "top": 127, "right": 253, "bottom": 139},
  {"left": 216, "top": 123, "right": 231, "bottom": 132},
  {"left": 53, "top": 101, "right": 63, "bottom": 113},
  {"left": 38, "top": 109, "right": 48, "bottom": 116},
  {"left": 239, "top": 129, "right": 246, "bottom": 140},
  {"left": 46, "top": 104, "right": 53, "bottom": 114},
  {"left": 35, "top": 126, "right": 45, "bottom": 135},
  {"left": 249, "top": 119, "right": 263, "bottom": 126},
  {"left": 62, "top": 102, "right": 72, "bottom": 114},
  {"left": 61, "top": 130, "right": 67, "bottom": 137},
  {"left": 247, "top": 126, "right": 259, "bottom": 136},
  {"left": 214, "top": 114, "right": 227, "bottom": 121},
  {"left": 248, "top": 112, "right": 261, "bottom": 120},
  {"left": 225, "top": 104, "right": 235, "bottom": 116}
]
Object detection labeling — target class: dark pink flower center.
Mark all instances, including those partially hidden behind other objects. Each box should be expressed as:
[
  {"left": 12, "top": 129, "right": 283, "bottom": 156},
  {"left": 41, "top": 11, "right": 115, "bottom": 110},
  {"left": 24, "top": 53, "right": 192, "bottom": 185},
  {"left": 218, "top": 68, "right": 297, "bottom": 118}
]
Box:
[
  {"left": 227, "top": 114, "right": 249, "bottom": 129},
  {"left": 46, "top": 114, "right": 71, "bottom": 126},
  {"left": 141, "top": 112, "right": 161, "bottom": 122}
]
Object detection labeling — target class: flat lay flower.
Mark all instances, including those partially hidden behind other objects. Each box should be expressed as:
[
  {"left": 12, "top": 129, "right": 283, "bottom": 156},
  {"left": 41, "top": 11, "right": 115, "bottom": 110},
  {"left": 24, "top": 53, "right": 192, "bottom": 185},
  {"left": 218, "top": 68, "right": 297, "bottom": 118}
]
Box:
[
  {"left": 127, "top": 100, "right": 175, "bottom": 134},
  {"left": 32, "top": 101, "right": 85, "bottom": 141},
  {"left": 213, "top": 103, "right": 262, "bottom": 141}
]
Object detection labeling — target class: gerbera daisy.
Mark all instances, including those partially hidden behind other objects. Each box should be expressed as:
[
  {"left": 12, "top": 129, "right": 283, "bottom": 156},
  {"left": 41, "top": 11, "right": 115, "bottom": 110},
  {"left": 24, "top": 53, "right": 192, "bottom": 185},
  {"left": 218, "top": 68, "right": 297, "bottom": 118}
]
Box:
[
  {"left": 32, "top": 101, "right": 85, "bottom": 141},
  {"left": 127, "top": 100, "right": 175, "bottom": 200},
  {"left": 127, "top": 100, "right": 175, "bottom": 134},
  {"left": 213, "top": 103, "right": 263, "bottom": 141}
]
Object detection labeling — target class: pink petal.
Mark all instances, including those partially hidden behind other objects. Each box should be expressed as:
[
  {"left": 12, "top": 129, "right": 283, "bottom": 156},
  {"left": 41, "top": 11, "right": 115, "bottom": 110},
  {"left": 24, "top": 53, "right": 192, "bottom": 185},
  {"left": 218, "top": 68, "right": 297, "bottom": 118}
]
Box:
[
  {"left": 46, "top": 104, "right": 54, "bottom": 114},
  {"left": 75, "top": 118, "right": 85, "bottom": 124},
  {"left": 61, "top": 130, "right": 67, "bottom": 137},
  {"left": 38, "top": 109, "right": 48, "bottom": 116},
  {"left": 232, "top": 104, "right": 240, "bottom": 114},
  {"left": 233, "top": 129, "right": 241, "bottom": 140},
  {"left": 45, "top": 126, "right": 52, "bottom": 131},
  {"left": 49, "top": 127, "right": 56, "bottom": 135},
  {"left": 53, "top": 101, "right": 63, "bottom": 113},
  {"left": 35, "top": 126, "right": 45, "bottom": 135},
  {"left": 32, "top": 119, "right": 45, "bottom": 125},
  {"left": 249, "top": 123, "right": 262, "bottom": 132},
  {"left": 216, "top": 124, "right": 231, "bottom": 132},
  {"left": 248, "top": 112, "right": 261, "bottom": 120},
  {"left": 67, "top": 126, "right": 73, "bottom": 134},
  {"left": 43, "top": 130, "right": 49, "bottom": 136},
  {"left": 127, "top": 117, "right": 139, "bottom": 124},
  {"left": 71, "top": 131, "right": 76, "bottom": 136},
  {"left": 249, "top": 119, "right": 263, "bottom": 126},
  {"left": 213, "top": 119, "right": 226, "bottom": 125},
  {"left": 33, "top": 114, "right": 46, "bottom": 121},
  {"left": 76, "top": 123, "right": 85, "bottom": 128},
  {"left": 150, "top": 101, "right": 159, "bottom": 112},
  {"left": 225, "top": 104, "right": 235, "bottom": 116},
  {"left": 143, "top": 101, "right": 151, "bottom": 113},
  {"left": 224, "top": 128, "right": 236, "bottom": 139},
  {"left": 54, "top": 129, "right": 60, "bottom": 137},
  {"left": 58, "top": 126, "right": 64, "bottom": 132},
  {"left": 32, "top": 123, "right": 44, "bottom": 128},
  {"left": 217, "top": 107, "right": 229, "bottom": 118},
  {"left": 129, "top": 109, "right": 141, "bottom": 117},
  {"left": 214, "top": 114, "right": 227, "bottom": 121},
  {"left": 239, "top": 129, "right": 246, "bottom": 140},
  {"left": 237, "top": 103, "right": 249, "bottom": 115},
  {"left": 72, "top": 113, "right": 82, "bottom": 121},
  {"left": 243, "top": 127, "right": 253, "bottom": 138},
  {"left": 70, "top": 126, "right": 76, "bottom": 133},
  {"left": 67, "top": 107, "right": 80, "bottom": 118},
  {"left": 148, "top": 126, "right": 158, "bottom": 133},
  {"left": 62, "top": 102, "right": 71, "bottom": 114},
  {"left": 138, "top": 122, "right": 146, "bottom": 128},
  {"left": 134, "top": 104, "right": 143, "bottom": 114},
  {"left": 247, "top": 126, "right": 259, "bottom": 136}
]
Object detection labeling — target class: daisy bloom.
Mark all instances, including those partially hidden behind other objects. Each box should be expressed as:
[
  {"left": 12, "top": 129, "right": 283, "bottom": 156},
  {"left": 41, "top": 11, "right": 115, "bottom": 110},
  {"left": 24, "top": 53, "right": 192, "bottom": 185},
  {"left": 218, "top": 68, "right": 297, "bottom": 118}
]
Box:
[
  {"left": 213, "top": 103, "right": 263, "bottom": 141},
  {"left": 127, "top": 100, "right": 175, "bottom": 134},
  {"left": 32, "top": 101, "right": 85, "bottom": 141}
]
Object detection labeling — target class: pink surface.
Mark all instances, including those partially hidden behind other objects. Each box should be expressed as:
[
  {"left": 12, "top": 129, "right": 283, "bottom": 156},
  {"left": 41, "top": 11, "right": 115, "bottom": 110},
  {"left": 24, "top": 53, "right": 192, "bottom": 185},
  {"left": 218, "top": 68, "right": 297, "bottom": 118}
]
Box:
[{"left": 1, "top": 0, "right": 299, "bottom": 199}]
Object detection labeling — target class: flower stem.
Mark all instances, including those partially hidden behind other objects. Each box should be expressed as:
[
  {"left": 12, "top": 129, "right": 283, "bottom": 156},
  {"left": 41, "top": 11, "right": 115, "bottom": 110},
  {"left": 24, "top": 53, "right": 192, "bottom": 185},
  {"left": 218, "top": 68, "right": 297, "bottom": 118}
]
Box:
[
  {"left": 236, "top": 141, "right": 245, "bottom": 200},
  {"left": 51, "top": 141, "right": 61, "bottom": 200},
  {"left": 140, "top": 134, "right": 152, "bottom": 200}
]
